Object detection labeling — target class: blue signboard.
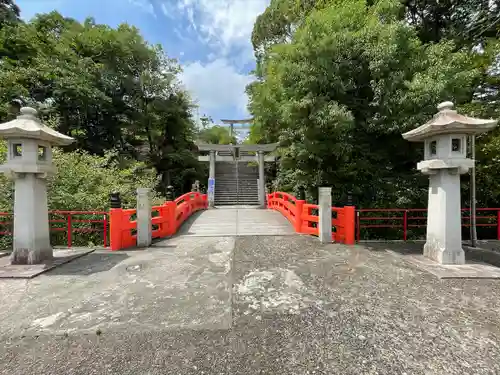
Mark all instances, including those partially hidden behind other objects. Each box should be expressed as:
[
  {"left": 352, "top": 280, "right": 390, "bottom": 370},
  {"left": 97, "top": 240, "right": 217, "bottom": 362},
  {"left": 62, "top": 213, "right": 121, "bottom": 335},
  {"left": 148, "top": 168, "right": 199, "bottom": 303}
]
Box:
[
  {"left": 208, "top": 178, "right": 215, "bottom": 204},
  {"left": 208, "top": 178, "right": 215, "bottom": 193}
]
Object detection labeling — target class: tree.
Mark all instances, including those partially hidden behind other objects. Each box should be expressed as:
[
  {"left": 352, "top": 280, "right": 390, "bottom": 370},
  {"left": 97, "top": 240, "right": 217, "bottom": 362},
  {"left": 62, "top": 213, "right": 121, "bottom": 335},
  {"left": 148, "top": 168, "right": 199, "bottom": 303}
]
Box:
[
  {"left": 0, "top": 9, "right": 204, "bottom": 195},
  {"left": 252, "top": 0, "right": 500, "bottom": 56},
  {"left": 197, "top": 125, "right": 237, "bottom": 145},
  {"left": 0, "top": 0, "right": 20, "bottom": 29},
  {"left": 248, "top": 0, "right": 479, "bottom": 206},
  {"left": 401, "top": 0, "right": 500, "bottom": 47}
]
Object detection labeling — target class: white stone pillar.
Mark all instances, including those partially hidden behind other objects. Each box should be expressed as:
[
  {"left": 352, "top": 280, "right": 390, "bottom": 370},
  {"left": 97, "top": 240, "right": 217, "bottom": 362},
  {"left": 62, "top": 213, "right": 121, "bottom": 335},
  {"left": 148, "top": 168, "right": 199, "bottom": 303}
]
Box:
[
  {"left": 258, "top": 151, "right": 265, "bottom": 208},
  {"left": 318, "top": 187, "right": 332, "bottom": 243},
  {"left": 136, "top": 188, "right": 152, "bottom": 247},
  {"left": 209, "top": 150, "right": 216, "bottom": 179},
  {"left": 208, "top": 150, "right": 216, "bottom": 208},
  {"left": 423, "top": 170, "right": 465, "bottom": 264},
  {"left": 11, "top": 174, "right": 51, "bottom": 264}
]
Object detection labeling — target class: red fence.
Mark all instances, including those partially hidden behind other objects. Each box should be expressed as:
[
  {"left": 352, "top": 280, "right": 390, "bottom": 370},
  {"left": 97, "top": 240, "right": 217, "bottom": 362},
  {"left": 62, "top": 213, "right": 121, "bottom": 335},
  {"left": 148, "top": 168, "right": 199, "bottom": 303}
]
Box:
[
  {"left": 267, "top": 192, "right": 356, "bottom": 244},
  {"left": 109, "top": 192, "right": 207, "bottom": 251},
  {"left": 0, "top": 211, "right": 109, "bottom": 247},
  {"left": 356, "top": 208, "right": 500, "bottom": 241},
  {"left": 0, "top": 192, "right": 207, "bottom": 252}
]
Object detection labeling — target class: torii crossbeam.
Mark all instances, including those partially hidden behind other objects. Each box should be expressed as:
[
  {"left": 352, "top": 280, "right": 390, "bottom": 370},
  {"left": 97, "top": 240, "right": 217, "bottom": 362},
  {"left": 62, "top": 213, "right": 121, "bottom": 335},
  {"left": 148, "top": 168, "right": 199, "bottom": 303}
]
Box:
[{"left": 220, "top": 118, "right": 253, "bottom": 138}]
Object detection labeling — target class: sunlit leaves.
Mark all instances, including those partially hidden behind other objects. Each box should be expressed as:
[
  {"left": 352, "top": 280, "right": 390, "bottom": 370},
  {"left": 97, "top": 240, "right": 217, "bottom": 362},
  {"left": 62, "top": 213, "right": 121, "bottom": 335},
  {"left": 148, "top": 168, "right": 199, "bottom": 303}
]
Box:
[{"left": 248, "top": 0, "right": 478, "bottom": 206}]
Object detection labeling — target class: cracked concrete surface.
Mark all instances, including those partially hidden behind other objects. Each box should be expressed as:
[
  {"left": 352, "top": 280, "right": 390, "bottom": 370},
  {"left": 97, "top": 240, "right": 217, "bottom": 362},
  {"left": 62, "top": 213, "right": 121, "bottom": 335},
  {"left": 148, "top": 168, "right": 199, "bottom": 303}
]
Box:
[
  {"left": 0, "top": 236, "right": 234, "bottom": 338},
  {"left": 1, "top": 233, "right": 500, "bottom": 374}
]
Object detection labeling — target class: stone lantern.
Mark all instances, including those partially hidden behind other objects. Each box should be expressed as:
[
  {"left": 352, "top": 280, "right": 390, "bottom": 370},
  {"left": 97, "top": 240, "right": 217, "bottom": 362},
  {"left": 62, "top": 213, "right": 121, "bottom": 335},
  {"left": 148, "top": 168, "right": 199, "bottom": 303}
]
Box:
[
  {"left": 0, "top": 107, "right": 74, "bottom": 264},
  {"left": 402, "top": 101, "right": 497, "bottom": 265}
]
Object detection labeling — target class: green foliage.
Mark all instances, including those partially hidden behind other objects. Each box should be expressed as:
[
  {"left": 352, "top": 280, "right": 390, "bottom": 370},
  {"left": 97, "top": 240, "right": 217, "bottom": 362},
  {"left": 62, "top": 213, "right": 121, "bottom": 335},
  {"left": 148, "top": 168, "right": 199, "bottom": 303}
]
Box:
[
  {"left": 0, "top": 149, "right": 160, "bottom": 212},
  {"left": 252, "top": 0, "right": 500, "bottom": 56},
  {"left": 0, "top": 9, "right": 204, "bottom": 195},
  {"left": 197, "top": 125, "right": 237, "bottom": 145},
  {"left": 0, "top": 3, "right": 213, "bottom": 248},
  {"left": 47, "top": 150, "right": 161, "bottom": 211},
  {"left": 249, "top": 0, "right": 481, "bottom": 207},
  {"left": 0, "top": 141, "right": 161, "bottom": 249},
  {"left": 0, "top": 0, "right": 20, "bottom": 29}
]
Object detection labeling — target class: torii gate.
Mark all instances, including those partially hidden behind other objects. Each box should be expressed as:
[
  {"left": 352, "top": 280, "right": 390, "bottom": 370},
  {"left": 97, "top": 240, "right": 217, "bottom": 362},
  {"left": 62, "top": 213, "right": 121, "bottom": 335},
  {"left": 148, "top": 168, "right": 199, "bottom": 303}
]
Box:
[{"left": 220, "top": 118, "right": 253, "bottom": 138}]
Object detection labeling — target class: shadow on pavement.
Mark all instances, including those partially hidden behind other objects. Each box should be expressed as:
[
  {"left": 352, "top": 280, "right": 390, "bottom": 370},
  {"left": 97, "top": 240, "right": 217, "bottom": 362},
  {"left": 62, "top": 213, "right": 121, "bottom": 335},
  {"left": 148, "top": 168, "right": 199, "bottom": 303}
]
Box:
[
  {"left": 362, "top": 240, "right": 500, "bottom": 268},
  {"left": 464, "top": 245, "right": 500, "bottom": 267},
  {"left": 361, "top": 241, "right": 423, "bottom": 254},
  {"left": 45, "top": 252, "right": 129, "bottom": 276},
  {"left": 173, "top": 210, "right": 205, "bottom": 236}
]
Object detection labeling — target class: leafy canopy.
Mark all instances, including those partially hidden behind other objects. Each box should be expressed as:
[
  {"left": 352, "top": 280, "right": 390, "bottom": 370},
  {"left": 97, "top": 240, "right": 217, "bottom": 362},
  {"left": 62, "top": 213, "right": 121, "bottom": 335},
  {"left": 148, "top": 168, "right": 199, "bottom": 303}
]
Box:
[
  {"left": 248, "top": 0, "right": 479, "bottom": 206},
  {"left": 0, "top": 9, "right": 206, "bottom": 195}
]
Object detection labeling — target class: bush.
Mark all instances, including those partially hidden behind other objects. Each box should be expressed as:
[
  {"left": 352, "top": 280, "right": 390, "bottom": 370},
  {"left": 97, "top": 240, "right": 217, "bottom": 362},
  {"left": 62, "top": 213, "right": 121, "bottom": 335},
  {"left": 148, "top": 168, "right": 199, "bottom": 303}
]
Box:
[{"left": 0, "top": 143, "right": 162, "bottom": 249}]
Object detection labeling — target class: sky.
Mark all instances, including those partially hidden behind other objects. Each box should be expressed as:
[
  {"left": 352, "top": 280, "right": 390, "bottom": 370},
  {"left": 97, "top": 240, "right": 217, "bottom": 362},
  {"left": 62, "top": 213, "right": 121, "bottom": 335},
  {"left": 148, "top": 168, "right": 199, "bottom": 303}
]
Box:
[{"left": 16, "top": 0, "right": 269, "bottom": 126}]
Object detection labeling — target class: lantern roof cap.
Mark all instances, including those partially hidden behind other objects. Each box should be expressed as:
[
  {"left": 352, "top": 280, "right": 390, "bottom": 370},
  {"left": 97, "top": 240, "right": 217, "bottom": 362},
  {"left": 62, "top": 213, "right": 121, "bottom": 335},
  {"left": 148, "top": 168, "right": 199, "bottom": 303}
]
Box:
[
  {"left": 0, "top": 107, "right": 74, "bottom": 146},
  {"left": 402, "top": 101, "right": 497, "bottom": 142}
]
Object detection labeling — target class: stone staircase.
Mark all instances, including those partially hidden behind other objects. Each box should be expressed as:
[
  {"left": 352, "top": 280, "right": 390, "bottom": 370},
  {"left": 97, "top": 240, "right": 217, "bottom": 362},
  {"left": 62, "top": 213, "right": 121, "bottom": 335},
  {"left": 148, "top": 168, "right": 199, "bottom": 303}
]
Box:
[{"left": 215, "top": 162, "right": 260, "bottom": 206}]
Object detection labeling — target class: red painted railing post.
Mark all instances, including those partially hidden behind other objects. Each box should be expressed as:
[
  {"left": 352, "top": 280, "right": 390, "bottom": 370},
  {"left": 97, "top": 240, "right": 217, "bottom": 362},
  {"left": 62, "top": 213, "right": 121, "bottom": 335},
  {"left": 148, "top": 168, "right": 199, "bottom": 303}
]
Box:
[
  {"left": 497, "top": 210, "right": 500, "bottom": 241},
  {"left": 295, "top": 200, "right": 305, "bottom": 233},
  {"left": 403, "top": 210, "right": 408, "bottom": 241},
  {"left": 67, "top": 214, "right": 72, "bottom": 248},
  {"left": 103, "top": 214, "right": 108, "bottom": 247},
  {"left": 267, "top": 193, "right": 272, "bottom": 208},
  {"left": 109, "top": 208, "right": 124, "bottom": 251},
  {"left": 343, "top": 206, "right": 356, "bottom": 245},
  {"left": 356, "top": 210, "right": 360, "bottom": 242},
  {"left": 164, "top": 201, "right": 176, "bottom": 235}
]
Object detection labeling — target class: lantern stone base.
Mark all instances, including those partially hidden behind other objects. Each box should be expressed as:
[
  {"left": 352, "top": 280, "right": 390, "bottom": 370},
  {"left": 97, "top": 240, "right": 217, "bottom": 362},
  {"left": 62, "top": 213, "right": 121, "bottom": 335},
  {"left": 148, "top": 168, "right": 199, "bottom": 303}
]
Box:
[
  {"left": 423, "top": 240, "right": 465, "bottom": 265},
  {"left": 10, "top": 247, "right": 53, "bottom": 265},
  {"left": 0, "top": 248, "right": 94, "bottom": 279}
]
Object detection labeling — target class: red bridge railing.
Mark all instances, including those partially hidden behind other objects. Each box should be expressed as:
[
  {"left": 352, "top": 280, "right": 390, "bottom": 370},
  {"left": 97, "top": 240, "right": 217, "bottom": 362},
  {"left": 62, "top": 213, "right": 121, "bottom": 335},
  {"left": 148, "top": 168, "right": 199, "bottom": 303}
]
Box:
[
  {"left": 356, "top": 207, "right": 500, "bottom": 241},
  {"left": 109, "top": 192, "right": 207, "bottom": 251},
  {"left": 267, "top": 192, "right": 356, "bottom": 245}
]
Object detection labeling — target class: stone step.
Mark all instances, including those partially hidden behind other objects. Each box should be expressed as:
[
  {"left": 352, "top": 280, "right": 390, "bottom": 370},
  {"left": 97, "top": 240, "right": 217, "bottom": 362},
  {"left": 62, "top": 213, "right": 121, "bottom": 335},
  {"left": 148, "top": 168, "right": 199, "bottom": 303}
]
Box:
[
  {"left": 215, "top": 180, "right": 259, "bottom": 183},
  {"left": 215, "top": 189, "right": 258, "bottom": 192},
  {"left": 215, "top": 192, "right": 258, "bottom": 195},
  {"left": 215, "top": 189, "right": 256, "bottom": 192},
  {"left": 215, "top": 197, "right": 259, "bottom": 201},
  {"left": 215, "top": 186, "right": 258, "bottom": 189},
  {"left": 215, "top": 203, "right": 260, "bottom": 206},
  {"left": 215, "top": 198, "right": 259, "bottom": 200},
  {"left": 215, "top": 174, "right": 259, "bottom": 177},
  {"left": 215, "top": 181, "right": 258, "bottom": 184},
  {"left": 215, "top": 196, "right": 259, "bottom": 200},
  {"left": 215, "top": 178, "right": 259, "bottom": 181},
  {"left": 215, "top": 194, "right": 258, "bottom": 197},
  {"left": 215, "top": 188, "right": 258, "bottom": 191},
  {"left": 215, "top": 195, "right": 259, "bottom": 199}
]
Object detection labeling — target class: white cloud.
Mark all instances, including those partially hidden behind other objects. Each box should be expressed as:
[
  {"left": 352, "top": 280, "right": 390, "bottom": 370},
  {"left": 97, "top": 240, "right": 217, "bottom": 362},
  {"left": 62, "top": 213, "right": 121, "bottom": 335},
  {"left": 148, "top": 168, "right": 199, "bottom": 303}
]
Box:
[
  {"left": 160, "top": 2, "right": 176, "bottom": 18},
  {"left": 128, "top": 0, "right": 156, "bottom": 17},
  {"left": 159, "top": 0, "right": 269, "bottom": 121},
  {"left": 180, "top": 59, "right": 253, "bottom": 120},
  {"left": 162, "top": 0, "right": 268, "bottom": 61},
  {"left": 193, "top": 0, "right": 268, "bottom": 53}
]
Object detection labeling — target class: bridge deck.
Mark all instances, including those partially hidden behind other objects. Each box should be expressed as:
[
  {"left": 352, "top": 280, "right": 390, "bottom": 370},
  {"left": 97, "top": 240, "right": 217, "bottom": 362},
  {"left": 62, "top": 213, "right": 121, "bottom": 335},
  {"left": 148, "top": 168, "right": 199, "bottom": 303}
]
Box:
[{"left": 177, "top": 207, "right": 296, "bottom": 237}]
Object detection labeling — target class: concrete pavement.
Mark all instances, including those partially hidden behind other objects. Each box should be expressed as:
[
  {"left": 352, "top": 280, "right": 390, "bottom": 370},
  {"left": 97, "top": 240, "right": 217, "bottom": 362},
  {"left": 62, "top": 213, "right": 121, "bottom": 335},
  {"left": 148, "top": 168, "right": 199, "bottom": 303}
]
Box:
[
  {"left": 1, "top": 215, "right": 500, "bottom": 374},
  {"left": 0, "top": 236, "right": 234, "bottom": 338}
]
